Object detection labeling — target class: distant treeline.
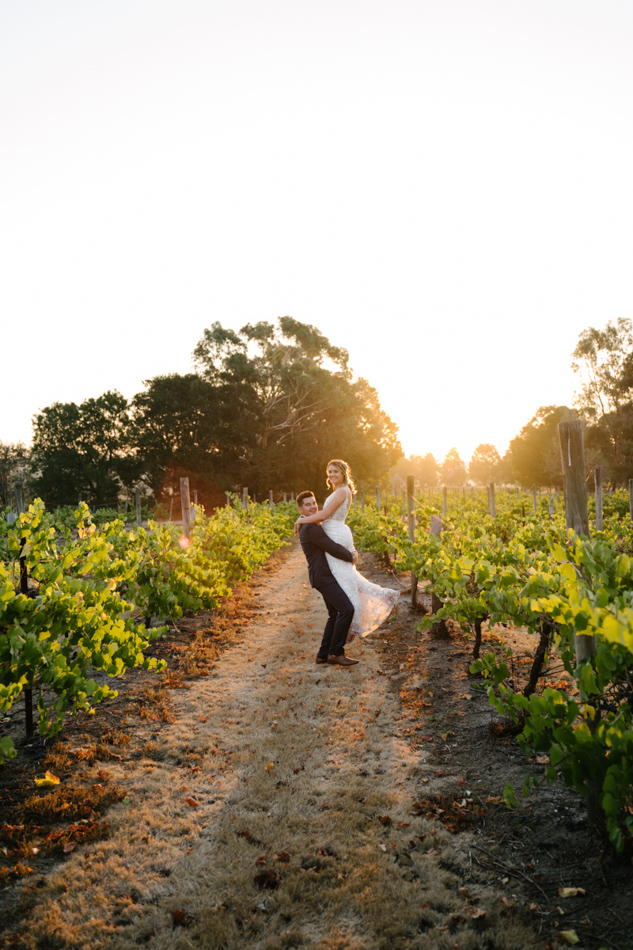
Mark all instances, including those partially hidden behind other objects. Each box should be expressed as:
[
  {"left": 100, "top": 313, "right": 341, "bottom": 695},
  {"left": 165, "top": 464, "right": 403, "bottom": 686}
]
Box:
[
  {"left": 392, "top": 318, "right": 633, "bottom": 491},
  {"left": 2, "top": 317, "right": 632, "bottom": 512},
  {"left": 1, "top": 318, "right": 402, "bottom": 511}
]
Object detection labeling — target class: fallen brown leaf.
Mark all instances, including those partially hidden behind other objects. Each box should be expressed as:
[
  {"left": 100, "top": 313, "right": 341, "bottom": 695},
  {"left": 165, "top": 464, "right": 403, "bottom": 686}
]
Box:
[
  {"left": 254, "top": 868, "right": 280, "bottom": 889},
  {"left": 468, "top": 905, "right": 486, "bottom": 919},
  {"left": 171, "top": 908, "right": 194, "bottom": 927},
  {"left": 273, "top": 850, "right": 291, "bottom": 862}
]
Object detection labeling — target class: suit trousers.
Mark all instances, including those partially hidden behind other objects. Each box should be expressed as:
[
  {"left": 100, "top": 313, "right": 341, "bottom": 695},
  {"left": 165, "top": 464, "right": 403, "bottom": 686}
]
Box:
[{"left": 315, "top": 577, "right": 355, "bottom": 658}]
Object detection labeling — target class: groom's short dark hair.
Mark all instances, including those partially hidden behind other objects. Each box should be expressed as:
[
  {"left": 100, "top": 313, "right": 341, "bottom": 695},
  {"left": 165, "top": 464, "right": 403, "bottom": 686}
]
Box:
[{"left": 296, "top": 491, "right": 315, "bottom": 507}]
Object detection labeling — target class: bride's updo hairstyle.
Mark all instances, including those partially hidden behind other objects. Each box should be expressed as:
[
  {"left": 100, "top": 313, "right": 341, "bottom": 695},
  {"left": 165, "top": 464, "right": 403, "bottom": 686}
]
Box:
[{"left": 326, "top": 459, "right": 357, "bottom": 494}]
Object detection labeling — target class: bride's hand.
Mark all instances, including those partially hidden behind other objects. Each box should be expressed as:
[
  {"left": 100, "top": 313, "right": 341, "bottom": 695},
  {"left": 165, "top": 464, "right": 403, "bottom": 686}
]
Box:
[{"left": 293, "top": 517, "right": 304, "bottom": 535}]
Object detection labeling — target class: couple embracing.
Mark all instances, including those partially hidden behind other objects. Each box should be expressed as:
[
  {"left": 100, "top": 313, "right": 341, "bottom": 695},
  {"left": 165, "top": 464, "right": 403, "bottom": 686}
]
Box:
[{"left": 295, "top": 459, "right": 399, "bottom": 667}]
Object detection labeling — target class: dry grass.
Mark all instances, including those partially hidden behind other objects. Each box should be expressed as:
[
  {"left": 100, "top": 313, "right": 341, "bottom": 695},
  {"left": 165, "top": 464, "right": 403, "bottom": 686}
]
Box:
[{"left": 1, "top": 546, "right": 542, "bottom": 950}]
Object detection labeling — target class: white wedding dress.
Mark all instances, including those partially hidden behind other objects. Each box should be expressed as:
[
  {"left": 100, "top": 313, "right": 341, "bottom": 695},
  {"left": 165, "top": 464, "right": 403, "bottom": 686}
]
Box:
[{"left": 322, "top": 488, "right": 399, "bottom": 639}]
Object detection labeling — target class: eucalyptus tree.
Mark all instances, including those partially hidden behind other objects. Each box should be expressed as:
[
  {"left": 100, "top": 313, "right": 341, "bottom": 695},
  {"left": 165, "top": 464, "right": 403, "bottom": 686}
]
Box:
[
  {"left": 192, "top": 317, "right": 401, "bottom": 493},
  {"left": 572, "top": 318, "right": 633, "bottom": 485}
]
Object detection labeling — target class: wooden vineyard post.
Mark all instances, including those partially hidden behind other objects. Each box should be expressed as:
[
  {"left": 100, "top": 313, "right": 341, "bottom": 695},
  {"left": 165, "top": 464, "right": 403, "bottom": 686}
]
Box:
[
  {"left": 442, "top": 487, "right": 447, "bottom": 517},
  {"left": 19, "top": 536, "right": 33, "bottom": 738},
  {"left": 15, "top": 482, "right": 25, "bottom": 515},
  {"left": 429, "top": 515, "right": 448, "bottom": 637},
  {"left": 629, "top": 479, "right": 633, "bottom": 521},
  {"left": 180, "top": 477, "right": 192, "bottom": 538},
  {"left": 594, "top": 467, "right": 603, "bottom": 531},
  {"left": 407, "top": 476, "right": 418, "bottom": 608},
  {"left": 558, "top": 421, "right": 589, "bottom": 538},
  {"left": 375, "top": 486, "right": 381, "bottom": 511},
  {"left": 269, "top": 490, "right": 274, "bottom": 505},
  {"left": 558, "top": 420, "right": 592, "bottom": 665},
  {"left": 488, "top": 482, "right": 496, "bottom": 518},
  {"left": 242, "top": 487, "right": 248, "bottom": 509},
  {"left": 559, "top": 420, "right": 606, "bottom": 831},
  {"left": 532, "top": 484, "right": 537, "bottom": 514},
  {"left": 169, "top": 497, "right": 174, "bottom": 521},
  {"left": 361, "top": 490, "right": 365, "bottom": 512},
  {"left": 193, "top": 489, "right": 198, "bottom": 506},
  {"left": 135, "top": 487, "right": 142, "bottom": 526}
]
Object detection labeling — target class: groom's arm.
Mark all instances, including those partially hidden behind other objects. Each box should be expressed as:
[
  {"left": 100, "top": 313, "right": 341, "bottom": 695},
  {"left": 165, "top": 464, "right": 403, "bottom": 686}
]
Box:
[{"left": 301, "top": 523, "right": 356, "bottom": 562}]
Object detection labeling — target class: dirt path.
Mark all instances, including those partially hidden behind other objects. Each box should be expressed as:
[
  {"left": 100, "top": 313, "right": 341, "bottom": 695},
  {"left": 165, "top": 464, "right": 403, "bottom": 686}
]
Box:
[{"left": 4, "top": 544, "right": 543, "bottom": 950}]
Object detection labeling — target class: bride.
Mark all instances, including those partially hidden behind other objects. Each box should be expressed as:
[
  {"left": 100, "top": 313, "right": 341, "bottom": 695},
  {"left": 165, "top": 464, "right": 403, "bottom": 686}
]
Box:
[{"left": 294, "top": 459, "right": 399, "bottom": 641}]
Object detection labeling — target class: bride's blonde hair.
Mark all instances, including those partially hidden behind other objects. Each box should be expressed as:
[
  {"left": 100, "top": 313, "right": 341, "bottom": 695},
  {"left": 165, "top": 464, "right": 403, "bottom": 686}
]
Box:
[{"left": 326, "top": 458, "right": 356, "bottom": 493}]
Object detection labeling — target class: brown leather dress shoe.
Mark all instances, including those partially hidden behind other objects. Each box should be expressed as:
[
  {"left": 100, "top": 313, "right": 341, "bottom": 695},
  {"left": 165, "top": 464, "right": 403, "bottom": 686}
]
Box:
[
  {"left": 315, "top": 657, "right": 328, "bottom": 664},
  {"left": 327, "top": 654, "right": 359, "bottom": 666}
]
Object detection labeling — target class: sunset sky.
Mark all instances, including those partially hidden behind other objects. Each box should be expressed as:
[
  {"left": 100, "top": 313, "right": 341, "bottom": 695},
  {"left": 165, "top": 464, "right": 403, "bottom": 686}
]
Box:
[{"left": 2, "top": 0, "right": 632, "bottom": 465}]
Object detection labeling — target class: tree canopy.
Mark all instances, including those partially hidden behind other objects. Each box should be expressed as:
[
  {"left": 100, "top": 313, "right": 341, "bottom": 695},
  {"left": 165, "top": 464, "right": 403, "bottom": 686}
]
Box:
[
  {"left": 130, "top": 373, "right": 242, "bottom": 506},
  {"left": 30, "top": 392, "right": 137, "bottom": 508},
  {"left": 572, "top": 318, "right": 633, "bottom": 418},
  {"left": 191, "top": 318, "right": 401, "bottom": 496}
]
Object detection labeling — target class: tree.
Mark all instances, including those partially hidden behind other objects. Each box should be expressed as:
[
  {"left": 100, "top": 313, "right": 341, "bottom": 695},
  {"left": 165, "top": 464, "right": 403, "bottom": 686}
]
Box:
[
  {"left": 440, "top": 448, "right": 467, "bottom": 487},
  {"left": 192, "top": 318, "right": 402, "bottom": 494},
  {"left": 193, "top": 317, "right": 351, "bottom": 450},
  {"left": 584, "top": 406, "right": 633, "bottom": 487},
  {"left": 572, "top": 318, "right": 633, "bottom": 417},
  {"left": 469, "top": 444, "right": 500, "bottom": 485},
  {"left": 131, "top": 374, "right": 246, "bottom": 509},
  {"left": 506, "top": 405, "right": 576, "bottom": 488},
  {"left": 495, "top": 451, "right": 516, "bottom": 486},
  {"left": 30, "top": 392, "right": 136, "bottom": 508},
  {"left": 390, "top": 453, "right": 438, "bottom": 488}
]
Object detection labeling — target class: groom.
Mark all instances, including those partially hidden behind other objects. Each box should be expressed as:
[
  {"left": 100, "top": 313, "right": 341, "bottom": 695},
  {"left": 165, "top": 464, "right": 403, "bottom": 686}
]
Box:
[{"left": 296, "top": 490, "right": 359, "bottom": 667}]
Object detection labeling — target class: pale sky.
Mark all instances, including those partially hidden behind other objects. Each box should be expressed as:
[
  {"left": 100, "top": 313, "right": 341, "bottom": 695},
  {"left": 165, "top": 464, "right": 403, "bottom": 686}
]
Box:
[{"left": 2, "top": 0, "right": 632, "bottom": 465}]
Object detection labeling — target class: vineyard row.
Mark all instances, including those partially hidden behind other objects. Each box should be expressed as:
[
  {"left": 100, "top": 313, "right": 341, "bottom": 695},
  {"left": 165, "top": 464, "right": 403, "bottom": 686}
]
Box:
[{"left": 0, "top": 497, "right": 298, "bottom": 765}]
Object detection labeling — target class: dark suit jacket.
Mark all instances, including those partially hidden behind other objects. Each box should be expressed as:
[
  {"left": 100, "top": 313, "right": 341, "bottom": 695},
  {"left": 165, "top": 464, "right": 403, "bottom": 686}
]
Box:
[{"left": 299, "top": 522, "right": 354, "bottom": 589}]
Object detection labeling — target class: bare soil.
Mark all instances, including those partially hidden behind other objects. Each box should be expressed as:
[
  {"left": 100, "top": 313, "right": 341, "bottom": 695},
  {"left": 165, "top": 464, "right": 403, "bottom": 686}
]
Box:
[{"left": 0, "top": 540, "right": 632, "bottom": 950}]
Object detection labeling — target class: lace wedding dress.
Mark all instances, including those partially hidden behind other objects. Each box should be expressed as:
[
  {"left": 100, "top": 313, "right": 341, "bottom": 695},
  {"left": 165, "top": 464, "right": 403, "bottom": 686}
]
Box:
[{"left": 322, "top": 488, "right": 399, "bottom": 638}]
